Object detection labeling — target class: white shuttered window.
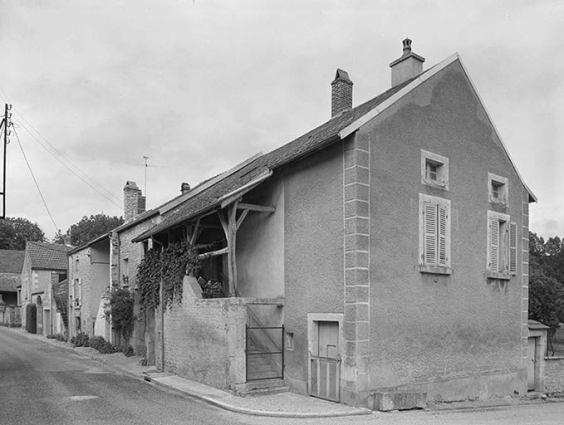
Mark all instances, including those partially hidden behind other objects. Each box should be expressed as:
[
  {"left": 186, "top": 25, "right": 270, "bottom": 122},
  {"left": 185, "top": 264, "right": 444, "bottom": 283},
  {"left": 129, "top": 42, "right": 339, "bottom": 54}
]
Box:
[
  {"left": 419, "top": 194, "right": 451, "bottom": 273},
  {"left": 487, "top": 211, "right": 516, "bottom": 278}
]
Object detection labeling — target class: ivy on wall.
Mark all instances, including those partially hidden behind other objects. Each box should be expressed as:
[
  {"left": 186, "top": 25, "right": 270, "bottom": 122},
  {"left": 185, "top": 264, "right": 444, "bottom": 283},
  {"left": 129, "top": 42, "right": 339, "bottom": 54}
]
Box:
[
  {"left": 136, "top": 240, "right": 222, "bottom": 312},
  {"left": 107, "top": 288, "right": 135, "bottom": 343}
]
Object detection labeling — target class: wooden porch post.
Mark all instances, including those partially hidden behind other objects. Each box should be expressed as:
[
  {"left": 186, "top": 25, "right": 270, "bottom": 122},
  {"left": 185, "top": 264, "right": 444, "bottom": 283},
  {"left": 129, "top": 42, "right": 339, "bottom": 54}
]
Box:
[{"left": 219, "top": 200, "right": 239, "bottom": 297}]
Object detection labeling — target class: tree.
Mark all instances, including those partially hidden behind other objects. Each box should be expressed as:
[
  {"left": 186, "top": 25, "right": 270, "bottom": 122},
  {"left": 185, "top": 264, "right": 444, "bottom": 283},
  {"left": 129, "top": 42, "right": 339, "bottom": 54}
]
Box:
[
  {"left": 529, "top": 232, "right": 564, "bottom": 354},
  {"left": 52, "top": 229, "right": 66, "bottom": 245},
  {"left": 68, "top": 214, "right": 124, "bottom": 247},
  {"left": 0, "top": 217, "right": 45, "bottom": 250}
]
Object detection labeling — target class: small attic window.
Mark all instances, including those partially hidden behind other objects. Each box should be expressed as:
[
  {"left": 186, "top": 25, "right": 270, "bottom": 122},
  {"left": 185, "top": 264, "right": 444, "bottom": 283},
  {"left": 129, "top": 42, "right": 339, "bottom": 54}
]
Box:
[
  {"left": 489, "top": 173, "right": 508, "bottom": 205},
  {"left": 421, "top": 150, "right": 449, "bottom": 190}
]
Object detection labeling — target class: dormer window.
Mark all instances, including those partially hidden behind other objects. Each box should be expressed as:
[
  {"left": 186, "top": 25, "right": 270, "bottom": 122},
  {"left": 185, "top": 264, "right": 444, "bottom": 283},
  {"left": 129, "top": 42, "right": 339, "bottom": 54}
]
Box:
[
  {"left": 421, "top": 150, "right": 449, "bottom": 190},
  {"left": 489, "top": 173, "right": 508, "bottom": 204}
]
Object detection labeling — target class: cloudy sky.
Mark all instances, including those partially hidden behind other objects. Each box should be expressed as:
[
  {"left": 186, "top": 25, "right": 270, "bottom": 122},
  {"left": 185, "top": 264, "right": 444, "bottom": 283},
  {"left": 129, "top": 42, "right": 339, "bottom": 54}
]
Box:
[{"left": 0, "top": 0, "right": 561, "bottom": 240}]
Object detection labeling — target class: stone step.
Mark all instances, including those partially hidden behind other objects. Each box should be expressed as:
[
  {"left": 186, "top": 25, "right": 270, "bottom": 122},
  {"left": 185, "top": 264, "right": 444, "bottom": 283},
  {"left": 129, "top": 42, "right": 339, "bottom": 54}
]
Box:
[
  {"left": 246, "top": 370, "right": 282, "bottom": 381},
  {"left": 234, "top": 379, "right": 289, "bottom": 396}
]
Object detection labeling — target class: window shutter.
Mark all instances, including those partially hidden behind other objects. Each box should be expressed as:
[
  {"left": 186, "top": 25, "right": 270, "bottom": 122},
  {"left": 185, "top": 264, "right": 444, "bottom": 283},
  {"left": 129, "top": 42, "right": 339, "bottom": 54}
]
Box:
[
  {"left": 438, "top": 204, "right": 448, "bottom": 266},
  {"left": 490, "top": 218, "right": 499, "bottom": 272},
  {"left": 509, "top": 222, "right": 517, "bottom": 274},
  {"left": 424, "top": 202, "right": 437, "bottom": 265}
]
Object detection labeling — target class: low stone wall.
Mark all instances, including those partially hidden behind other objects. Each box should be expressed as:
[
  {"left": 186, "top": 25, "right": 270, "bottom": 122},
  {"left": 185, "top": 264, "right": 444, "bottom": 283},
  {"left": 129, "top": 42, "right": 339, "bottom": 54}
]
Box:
[
  {"left": 0, "top": 306, "right": 21, "bottom": 327},
  {"left": 545, "top": 357, "right": 564, "bottom": 393},
  {"left": 159, "top": 276, "right": 284, "bottom": 391}
]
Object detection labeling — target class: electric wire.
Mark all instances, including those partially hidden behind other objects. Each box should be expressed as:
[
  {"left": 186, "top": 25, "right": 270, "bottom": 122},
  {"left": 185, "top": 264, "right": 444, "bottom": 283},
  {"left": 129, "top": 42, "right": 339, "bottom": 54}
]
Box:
[
  {"left": 15, "top": 118, "right": 122, "bottom": 206},
  {"left": 12, "top": 126, "right": 60, "bottom": 234},
  {"left": 14, "top": 120, "right": 122, "bottom": 209},
  {"left": 0, "top": 87, "right": 122, "bottom": 206}
]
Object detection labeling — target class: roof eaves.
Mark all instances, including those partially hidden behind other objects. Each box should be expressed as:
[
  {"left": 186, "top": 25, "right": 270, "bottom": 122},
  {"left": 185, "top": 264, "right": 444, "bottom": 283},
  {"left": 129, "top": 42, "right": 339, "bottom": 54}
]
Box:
[
  {"left": 218, "top": 170, "right": 273, "bottom": 208},
  {"left": 68, "top": 232, "right": 111, "bottom": 255},
  {"left": 115, "top": 208, "right": 159, "bottom": 233},
  {"left": 159, "top": 152, "right": 263, "bottom": 215}
]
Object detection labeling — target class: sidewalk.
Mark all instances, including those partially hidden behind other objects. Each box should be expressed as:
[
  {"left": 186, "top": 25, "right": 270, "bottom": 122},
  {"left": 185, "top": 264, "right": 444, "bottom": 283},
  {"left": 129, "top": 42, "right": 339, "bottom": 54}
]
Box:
[
  {"left": 7, "top": 327, "right": 560, "bottom": 417},
  {"left": 6, "top": 327, "right": 370, "bottom": 418}
]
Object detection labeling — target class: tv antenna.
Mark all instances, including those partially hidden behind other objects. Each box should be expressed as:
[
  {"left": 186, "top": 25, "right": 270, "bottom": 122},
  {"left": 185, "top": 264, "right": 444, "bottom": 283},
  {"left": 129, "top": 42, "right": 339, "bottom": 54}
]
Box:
[{"left": 141, "top": 156, "right": 168, "bottom": 200}]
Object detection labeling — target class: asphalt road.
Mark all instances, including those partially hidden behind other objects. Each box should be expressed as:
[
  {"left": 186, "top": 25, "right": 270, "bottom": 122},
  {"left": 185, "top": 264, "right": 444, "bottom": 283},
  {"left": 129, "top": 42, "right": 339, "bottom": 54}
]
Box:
[
  {"left": 0, "top": 327, "right": 252, "bottom": 425},
  {"left": 2, "top": 326, "right": 564, "bottom": 425}
]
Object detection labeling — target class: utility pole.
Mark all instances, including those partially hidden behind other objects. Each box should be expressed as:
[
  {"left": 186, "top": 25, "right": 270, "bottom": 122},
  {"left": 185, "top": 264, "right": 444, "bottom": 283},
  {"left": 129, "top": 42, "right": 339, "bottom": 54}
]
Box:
[{"left": 0, "top": 104, "right": 11, "bottom": 219}]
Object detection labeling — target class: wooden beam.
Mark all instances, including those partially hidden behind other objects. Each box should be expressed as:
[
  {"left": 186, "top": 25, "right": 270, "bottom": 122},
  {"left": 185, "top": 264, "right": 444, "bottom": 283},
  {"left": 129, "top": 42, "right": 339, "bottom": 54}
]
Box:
[
  {"left": 218, "top": 210, "right": 229, "bottom": 240},
  {"left": 190, "top": 218, "right": 201, "bottom": 245},
  {"left": 198, "top": 247, "right": 228, "bottom": 260},
  {"left": 237, "top": 203, "right": 275, "bottom": 213},
  {"left": 227, "top": 201, "right": 239, "bottom": 297},
  {"left": 236, "top": 209, "right": 249, "bottom": 232}
]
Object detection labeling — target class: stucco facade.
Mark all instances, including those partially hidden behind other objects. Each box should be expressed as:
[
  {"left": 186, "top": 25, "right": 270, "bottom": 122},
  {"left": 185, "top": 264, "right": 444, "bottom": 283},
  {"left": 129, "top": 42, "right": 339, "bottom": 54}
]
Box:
[
  {"left": 350, "top": 60, "right": 531, "bottom": 404},
  {"left": 68, "top": 238, "right": 110, "bottom": 338},
  {"left": 134, "top": 45, "right": 534, "bottom": 408}
]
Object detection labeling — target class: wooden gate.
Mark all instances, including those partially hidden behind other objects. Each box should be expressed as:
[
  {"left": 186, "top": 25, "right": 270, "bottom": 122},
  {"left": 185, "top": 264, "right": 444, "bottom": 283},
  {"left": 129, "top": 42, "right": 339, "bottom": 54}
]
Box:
[{"left": 309, "top": 321, "right": 340, "bottom": 402}]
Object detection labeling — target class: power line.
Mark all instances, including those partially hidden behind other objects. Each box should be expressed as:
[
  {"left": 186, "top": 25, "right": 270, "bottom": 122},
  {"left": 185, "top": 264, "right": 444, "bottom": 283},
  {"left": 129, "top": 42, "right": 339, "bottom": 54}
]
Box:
[
  {"left": 0, "top": 87, "right": 122, "bottom": 207},
  {"left": 15, "top": 118, "right": 122, "bottom": 207},
  {"left": 13, "top": 126, "right": 59, "bottom": 234},
  {"left": 14, "top": 120, "right": 122, "bottom": 209}
]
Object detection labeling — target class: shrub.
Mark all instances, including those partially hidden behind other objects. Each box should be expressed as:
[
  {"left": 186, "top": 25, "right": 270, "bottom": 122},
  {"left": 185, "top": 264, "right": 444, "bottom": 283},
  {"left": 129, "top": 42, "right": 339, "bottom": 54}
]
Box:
[
  {"left": 122, "top": 345, "right": 134, "bottom": 357},
  {"left": 73, "top": 332, "right": 90, "bottom": 347},
  {"left": 46, "top": 334, "right": 56, "bottom": 339},
  {"left": 25, "top": 304, "right": 37, "bottom": 334},
  {"left": 90, "top": 336, "right": 106, "bottom": 351},
  {"left": 98, "top": 341, "right": 117, "bottom": 354}
]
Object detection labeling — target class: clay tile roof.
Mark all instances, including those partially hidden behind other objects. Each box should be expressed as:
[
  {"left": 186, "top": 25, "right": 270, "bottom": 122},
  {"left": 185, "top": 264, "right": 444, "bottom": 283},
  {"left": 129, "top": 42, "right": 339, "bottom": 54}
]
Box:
[
  {"left": 0, "top": 250, "right": 24, "bottom": 274},
  {"left": 26, "top": 241, "right": 71, "bottom": 271},
  {"left": 133, "top": 77, "right": 415, "bottom": 243}
]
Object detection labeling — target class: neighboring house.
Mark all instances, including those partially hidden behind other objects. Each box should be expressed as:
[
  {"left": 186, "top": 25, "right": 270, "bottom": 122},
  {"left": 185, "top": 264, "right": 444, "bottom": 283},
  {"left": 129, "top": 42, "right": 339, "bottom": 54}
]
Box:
[
  {"left": 128, "top": 39, "right": 536, "bottom": 408},
  {"left": 67, "top": 180, "right": 162, "bottom": 357},
  {"left": 21, "top": 241, "right": 70, "bottom": 336},
  {"left": 68, "top": 233, "right": 111, "bottom": 339},
  {"left": 0, "top": 249, "right": 24, "bottom": 327},
  {"left": 109, "top": 181, "right": 161, "bottom": 356}
]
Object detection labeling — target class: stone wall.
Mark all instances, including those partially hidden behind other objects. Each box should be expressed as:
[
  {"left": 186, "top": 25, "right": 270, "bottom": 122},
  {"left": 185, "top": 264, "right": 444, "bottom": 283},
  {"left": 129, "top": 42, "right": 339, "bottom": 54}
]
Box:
[
  {"left": 545, "top": 358, "right": 564, "bottom": 394},
  {"left": 159, "top": 277, "right": 247, "bottom": 390},
  {"left": 0, "top": 306, "right": 20, "bottom": 327}
]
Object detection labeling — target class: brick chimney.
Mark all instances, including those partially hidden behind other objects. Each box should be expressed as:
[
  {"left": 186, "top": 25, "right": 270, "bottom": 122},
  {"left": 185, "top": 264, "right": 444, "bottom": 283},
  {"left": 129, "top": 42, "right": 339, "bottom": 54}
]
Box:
[
  {"left": 389, "top": 38, "right": 425, "bottom": 87},
  {"left": 331, "top": 69, "right": 353, "bottom": 117},
  {"left": 181, "top": 182, "right": 191, "bottom": 194},
  {"left": 123, "top": 181, "right": 146, "bottom": 222}
]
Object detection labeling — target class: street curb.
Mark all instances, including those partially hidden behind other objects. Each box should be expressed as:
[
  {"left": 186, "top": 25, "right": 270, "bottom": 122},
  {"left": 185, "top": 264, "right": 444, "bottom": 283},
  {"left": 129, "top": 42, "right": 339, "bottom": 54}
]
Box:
[
  {"left": 148, "top": 377, "right": 373, "bottom": 418},
  {"left": 5, "top": 328, "right": 371, "bottom": 418}
]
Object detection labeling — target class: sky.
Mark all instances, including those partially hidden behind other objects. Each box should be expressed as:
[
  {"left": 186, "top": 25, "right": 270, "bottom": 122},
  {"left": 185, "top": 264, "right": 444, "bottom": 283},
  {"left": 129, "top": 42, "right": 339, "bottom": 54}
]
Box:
[{"left": 0, "top": 0, "right": 561, "bottom": 240}]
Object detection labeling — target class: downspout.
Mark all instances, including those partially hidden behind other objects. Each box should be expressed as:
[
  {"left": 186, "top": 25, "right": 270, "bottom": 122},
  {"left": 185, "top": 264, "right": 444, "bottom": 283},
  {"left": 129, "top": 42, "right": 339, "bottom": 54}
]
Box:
[{"left": 151, "top": 236, "right": 165, "bottom": 372}]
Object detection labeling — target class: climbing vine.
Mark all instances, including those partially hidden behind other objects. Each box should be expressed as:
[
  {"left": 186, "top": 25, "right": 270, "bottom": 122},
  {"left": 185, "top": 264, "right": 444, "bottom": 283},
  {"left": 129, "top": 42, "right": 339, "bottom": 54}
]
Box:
[
  {"left": 107, "top": 288, "right": 135, "bottom": 343},
  {"left": 137, "top": 240, "right": 222, "bottom": 312}
]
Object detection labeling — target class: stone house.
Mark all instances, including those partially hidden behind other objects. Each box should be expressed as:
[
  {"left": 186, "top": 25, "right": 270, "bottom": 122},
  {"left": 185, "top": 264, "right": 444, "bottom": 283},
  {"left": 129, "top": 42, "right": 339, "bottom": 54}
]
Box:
[
  {"left": 21, "top": 241, "right": 70, "bottom": 336},
  {"left": 129, "top": 39, "right": 535, "bottom": 408},
  {"left": 66, "top": 180, "right": 164, "bottom": 355},
  {"left": 0, "top": 249, "right": 24, "bottom": 327}
]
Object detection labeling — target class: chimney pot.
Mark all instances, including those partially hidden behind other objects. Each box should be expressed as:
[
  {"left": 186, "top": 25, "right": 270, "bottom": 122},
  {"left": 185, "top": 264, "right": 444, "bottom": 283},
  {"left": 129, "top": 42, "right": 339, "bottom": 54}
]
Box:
[
  {"left": 181, "top": 182, "right": 191, "bottom": 194},
  {"left": 331, "top": 68, "right": 353, "bottom": 117},
  {"left": 389, "top": 38, "right": 425, "bottom": 87}
]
